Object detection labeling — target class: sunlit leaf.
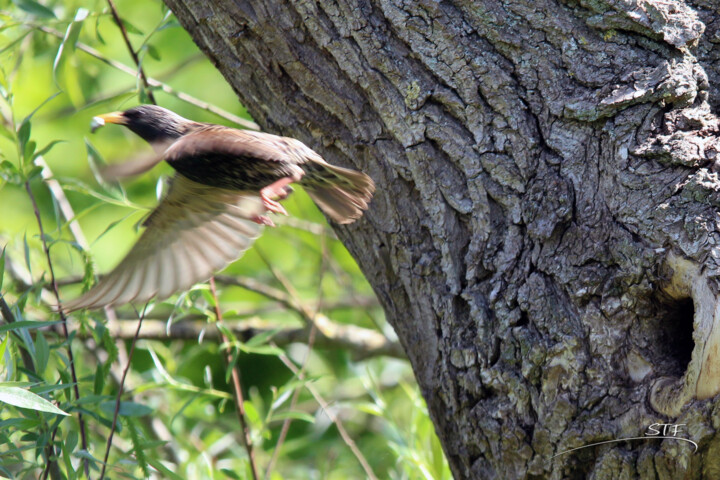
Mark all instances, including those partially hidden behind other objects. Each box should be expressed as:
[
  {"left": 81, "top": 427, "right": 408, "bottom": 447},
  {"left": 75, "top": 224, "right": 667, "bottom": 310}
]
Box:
[
  {"left": 0, "top": 386, "right": 69, "bottom": 415},
  {"left": 0, "top": 334, "right": 9, "bottom": 364},
  {"left": 53, "top": 8, "right": 89, "bottom": 82},
  {"left": 270, "top": 410, "right": 315, "bottom": 424}
]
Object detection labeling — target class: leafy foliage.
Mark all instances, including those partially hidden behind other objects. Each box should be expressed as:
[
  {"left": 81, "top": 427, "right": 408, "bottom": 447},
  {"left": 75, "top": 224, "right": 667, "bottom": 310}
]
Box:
[{"left": 0, "top": 1, "right": 451, "bottom": 478}]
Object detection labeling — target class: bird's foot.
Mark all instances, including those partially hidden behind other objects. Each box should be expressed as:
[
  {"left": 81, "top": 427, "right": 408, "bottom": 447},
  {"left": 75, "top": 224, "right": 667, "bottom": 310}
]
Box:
[
  {"left": 260, "top": 193, "right": 288, "bottom": 216},
  {"left": 251, "top": 215, "right": 276, "bottom": 227}
]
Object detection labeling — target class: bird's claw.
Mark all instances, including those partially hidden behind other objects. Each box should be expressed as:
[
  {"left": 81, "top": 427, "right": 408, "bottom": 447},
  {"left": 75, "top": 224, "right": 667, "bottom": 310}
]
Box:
[
  {"left": 260, "top": 195, "right": 288, "bottom": 216},
  {"left": 251, "top": 215, "right": 276, "bottom": 227}
]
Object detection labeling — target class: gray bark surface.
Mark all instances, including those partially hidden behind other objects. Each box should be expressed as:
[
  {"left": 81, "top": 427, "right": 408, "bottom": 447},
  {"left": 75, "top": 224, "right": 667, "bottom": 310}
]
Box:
[{"left": 163, "top": 0, "right": 720, "bottom": 478}]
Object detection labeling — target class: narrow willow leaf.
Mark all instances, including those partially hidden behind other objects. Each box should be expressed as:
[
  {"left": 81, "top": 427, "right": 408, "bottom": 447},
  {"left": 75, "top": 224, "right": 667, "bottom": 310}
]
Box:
[
  {"left": 93, "top": 362, "right": 105, "bottom": 395},
  {"left": 145, "top": 457, "right": 184, "bottom": 480},
  {"left": 99, "top": 401, "right": 152, "bottom": 417},
  {"left": 22, "top": 232, "right": 31, "bottom": 278},
  {"left": 0, "top": 334, "right": 9, "bottom": 363},
  {"left": 0, "top": 245, "right": 5, "bottom": 290},
  {"left": 34, "top": 331, "right": 48, "bottom": 375},
  {"left": 0, "top": 320, "right": 60, "bottom": 335},
  {"left": 17, "top": 120, "right": 30, "bottom": 153},
  {"left": 270, "top": 410, "right": 315, "bottom": 424},
  {"left": 33, "top": 140, "right": 64, "bottom": 160},
  {"left": 12, "top": 0, "right": 56, "bottom": 18},
  {"left": 0, "top": 386, "right": 69, "bottom": 415},
  {"left": 52, "top": 8, "right": 89, "bottom": 82}
]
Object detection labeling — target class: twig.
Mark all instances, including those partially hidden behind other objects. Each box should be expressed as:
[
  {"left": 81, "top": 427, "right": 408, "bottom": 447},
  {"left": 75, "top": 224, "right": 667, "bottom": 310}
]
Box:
[
  {"left": 24, "top": 181, "right": 89, "bottom": 477},
  {"left": 209, "top": 277, "right": 259, "bottom": 480},
  {"left": 274, "top": 346, "right": 379, "bottom": 480},
  {"left": 38, "top": 26, "right": 260, "bottom": 130},
  {"left": 35, "top": 156, "right": 88, "bottom": 249},
  {"left": 81, "top": 317, "right": 404, "bottom": 359},
  {"left": 98, "top": 304, "right": 147, "bottom": 480},
  {"left": 105, "top": 0, "right": 156, "bottom": 104}
]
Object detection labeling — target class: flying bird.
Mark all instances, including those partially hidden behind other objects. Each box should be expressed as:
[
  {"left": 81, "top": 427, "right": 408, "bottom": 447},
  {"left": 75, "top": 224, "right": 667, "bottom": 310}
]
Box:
[{"left": 64, "top": 105, "right": 374, "bottom": 311}]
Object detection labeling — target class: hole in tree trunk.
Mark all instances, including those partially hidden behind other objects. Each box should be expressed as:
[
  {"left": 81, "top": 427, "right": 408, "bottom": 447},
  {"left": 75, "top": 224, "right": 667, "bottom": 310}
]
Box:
[{"left": 656, "top": 297, "right": 694, "bottom": 376}]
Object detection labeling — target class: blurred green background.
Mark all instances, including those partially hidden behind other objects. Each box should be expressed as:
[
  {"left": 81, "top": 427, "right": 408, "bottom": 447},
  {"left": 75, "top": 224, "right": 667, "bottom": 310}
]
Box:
[{"left": 0, "top": 1, "right": 450, "bottom": 478}]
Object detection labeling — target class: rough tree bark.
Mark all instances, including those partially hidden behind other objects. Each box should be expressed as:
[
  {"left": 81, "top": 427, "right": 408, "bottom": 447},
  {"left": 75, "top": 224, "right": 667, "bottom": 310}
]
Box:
[{"left": 163, "top": 0, "right": 720, "bottom": 478}]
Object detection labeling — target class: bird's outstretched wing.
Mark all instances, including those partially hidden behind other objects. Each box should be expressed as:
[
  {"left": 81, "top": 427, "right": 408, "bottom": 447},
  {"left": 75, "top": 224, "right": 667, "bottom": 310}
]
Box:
[{"left": 63, "top": 175, "right": 265, "bottom": 312}]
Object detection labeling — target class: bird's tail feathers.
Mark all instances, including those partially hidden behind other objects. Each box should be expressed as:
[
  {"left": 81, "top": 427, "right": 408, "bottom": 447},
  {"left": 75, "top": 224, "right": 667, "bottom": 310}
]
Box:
[{"left": 303, "top": 164, "right": 375, "bottom": 224}]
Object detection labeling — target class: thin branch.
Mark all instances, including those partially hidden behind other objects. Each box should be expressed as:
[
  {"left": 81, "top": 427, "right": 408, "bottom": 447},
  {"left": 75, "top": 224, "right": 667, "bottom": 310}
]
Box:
[
  {"left": 35, "top": 156, "right": 88, "bottom": 249},
  {"left": 76, "top": 317, "right": 404, "bottom": 359},
  {"left": 38, "top": 26, "right": 260, "bottom": 130},
  {"left": 105, "top": 0, "right": 157, "bottom": 104},
  {"left": 98, "top": 305, "right": 147, "bottom": 480},
  {"left": 24, "top": 180, "right": 89, "bottom": 477},
  {"left": 274, "top": 346, "right": 379, "bottom": 480},
  {"left": 215, "top": 274, "right": 403, "bottom": 358},
  {"left": 209, "top": 277, "right": 259, "bottom": 480}
]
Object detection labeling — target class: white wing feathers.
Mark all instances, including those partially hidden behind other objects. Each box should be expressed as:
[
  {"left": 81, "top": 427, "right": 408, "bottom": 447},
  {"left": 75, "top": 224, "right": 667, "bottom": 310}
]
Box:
[{"left": 63, "top": 175, "right": 265, "bottom": 312}]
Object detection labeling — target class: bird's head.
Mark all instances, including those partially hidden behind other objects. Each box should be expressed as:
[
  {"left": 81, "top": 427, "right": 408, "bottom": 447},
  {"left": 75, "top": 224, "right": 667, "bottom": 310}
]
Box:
[{"left": 91, "top": 105, "right": 193, "bottom": 145}]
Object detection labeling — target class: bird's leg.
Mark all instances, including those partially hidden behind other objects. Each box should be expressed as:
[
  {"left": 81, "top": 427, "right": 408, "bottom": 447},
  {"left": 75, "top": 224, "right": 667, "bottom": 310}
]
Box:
[{"left": 260, "top": 176, "right": 299, "bottom": 216}]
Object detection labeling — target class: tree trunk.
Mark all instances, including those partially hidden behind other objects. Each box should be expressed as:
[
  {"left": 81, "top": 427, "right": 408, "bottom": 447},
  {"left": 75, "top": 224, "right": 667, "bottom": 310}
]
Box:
[{"left": 163, "top": 0, "right": 720, "bottom": 478}]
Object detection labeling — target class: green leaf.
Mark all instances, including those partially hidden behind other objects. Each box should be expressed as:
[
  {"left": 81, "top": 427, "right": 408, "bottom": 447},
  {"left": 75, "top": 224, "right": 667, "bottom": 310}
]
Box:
[
  {"left": 146, "top": 457, "right": 184, "bottom": 480},
  {"left": 221, "top": 469, "right": 242, "bottom": 480},
  {"left": 52, "top": 8, "right": 89, "bottom": 82},
  {"left": 22, "top": 232, "right": 31, "bottom": 278},
  {"left": 25, "top": 165, "right": 43, "bottom": 182},
  {"left": 270, "top": 410, "right": 315, "bottom": 424},
  {"left": 99, "top": 401, "right": 152, "bottom": 417},
  {"left": 93, "top": 362, "right": 105, "bottom": 395},
  {"left": 244, "top": 327, "right": 281, "bottom": 348},
  {"left": 12, "top": 0, "right": 56, "bottom": 19},
  {"left": 23, "top": 140, "right": 35, "bottom": 164},
  {"left": 34, "top": 331, "right": 48, "bottom": 375},
  {"left": 17, "top": 119, "right": 30, "bottom": 152},
  {"left": 0, "top": 334, "right": 8, "bottom": 364},
  {"left": 0, "top": 320, "right": 61, "bottom": 335},
  {"left": 0, "top": 245, "right": 5, "bottom": 290},
  {"left": 0, "top": 386, "right": 69, "bottom": 415},
  {"left": 0, "top": 161, "right": 22, "bottom": 184},
  {"left": 145, "top": 44, "right": 161, "bottom": 61},
  {"left": 243, "top": 400, "right": 260, "bottom": 426},
  {"left": 121, "top": 19, "right": 143, "bottom": 35},
  {"left": 33, "top": 140, "right": 65, "bottom": 160}
]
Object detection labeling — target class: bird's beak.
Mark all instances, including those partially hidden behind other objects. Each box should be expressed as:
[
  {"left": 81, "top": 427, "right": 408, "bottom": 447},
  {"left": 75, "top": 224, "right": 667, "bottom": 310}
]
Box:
[{"left": 90, "top": 111, "right": 126, "bottom": 133}]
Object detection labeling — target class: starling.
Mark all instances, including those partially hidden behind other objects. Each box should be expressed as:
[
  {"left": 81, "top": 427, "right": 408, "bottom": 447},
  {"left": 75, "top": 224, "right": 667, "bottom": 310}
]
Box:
[{"left": 64, "top": 105, "right": 374, "bottom": 311}]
